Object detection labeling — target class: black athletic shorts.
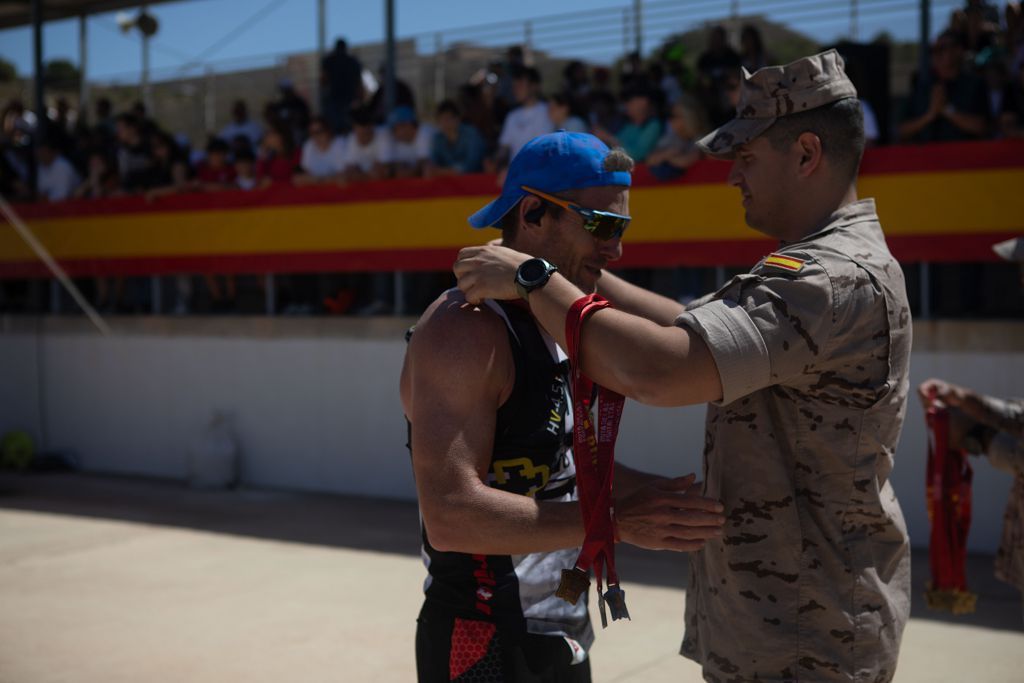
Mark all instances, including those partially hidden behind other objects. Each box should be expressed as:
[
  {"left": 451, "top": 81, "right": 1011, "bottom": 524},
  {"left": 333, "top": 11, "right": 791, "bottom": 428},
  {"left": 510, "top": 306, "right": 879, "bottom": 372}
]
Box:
[{"left": 415, "top": 604, "right": 592, "bottom": 683}]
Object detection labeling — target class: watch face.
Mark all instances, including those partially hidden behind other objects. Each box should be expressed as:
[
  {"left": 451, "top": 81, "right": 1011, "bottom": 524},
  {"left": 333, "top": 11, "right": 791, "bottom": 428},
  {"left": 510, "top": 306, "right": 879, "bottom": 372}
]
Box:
[{"left": 519, "top": 259, "right": 547, "bottom": 284}]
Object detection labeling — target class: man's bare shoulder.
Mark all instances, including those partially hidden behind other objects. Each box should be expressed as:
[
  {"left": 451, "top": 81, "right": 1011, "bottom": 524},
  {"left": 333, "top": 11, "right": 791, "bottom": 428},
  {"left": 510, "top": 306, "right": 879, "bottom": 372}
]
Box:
[{"left": 407, "top": 289, "right": 511, "bottom": 367}]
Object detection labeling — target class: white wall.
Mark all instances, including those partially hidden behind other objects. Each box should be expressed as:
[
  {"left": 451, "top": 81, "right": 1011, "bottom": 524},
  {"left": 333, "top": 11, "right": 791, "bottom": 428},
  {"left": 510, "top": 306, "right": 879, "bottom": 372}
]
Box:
[{"left": 0, "top": 316, "right": 1020, "bottom": 553}]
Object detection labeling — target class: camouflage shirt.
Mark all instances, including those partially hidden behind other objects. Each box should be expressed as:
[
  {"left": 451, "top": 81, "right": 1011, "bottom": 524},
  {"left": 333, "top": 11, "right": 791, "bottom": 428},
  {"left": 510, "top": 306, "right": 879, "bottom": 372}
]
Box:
[{"left": 676, "top": 199, "right": 912, "bottom": 683}]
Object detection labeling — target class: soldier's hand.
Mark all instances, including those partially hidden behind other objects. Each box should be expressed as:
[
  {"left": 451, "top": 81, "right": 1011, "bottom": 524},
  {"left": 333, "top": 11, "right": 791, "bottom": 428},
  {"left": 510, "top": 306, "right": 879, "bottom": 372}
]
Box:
[
  {"left": 917, "top": 378, "right": 968, "bottom": 408},
  {"left": 946, "top": 406, "right": 975, "bottom": 450},
  {"left": 454, "top": 245, "right": 530, "bottom": 304},
  {"left": 615, "top": 475, "right": 725, "bottom": 552}
]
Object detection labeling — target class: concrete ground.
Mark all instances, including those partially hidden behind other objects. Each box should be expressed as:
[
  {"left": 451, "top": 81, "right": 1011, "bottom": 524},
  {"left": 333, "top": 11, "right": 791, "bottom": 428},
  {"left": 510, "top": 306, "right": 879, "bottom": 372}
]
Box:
[{"left": 0, "top": 473, "right": 1021, "bottom": 683}]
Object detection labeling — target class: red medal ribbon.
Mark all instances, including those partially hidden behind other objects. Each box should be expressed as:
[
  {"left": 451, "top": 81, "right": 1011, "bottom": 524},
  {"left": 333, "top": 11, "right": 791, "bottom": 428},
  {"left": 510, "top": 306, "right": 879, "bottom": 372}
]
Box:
[
  {"left": 564, "top": 294, "right": 627, "bottom": 620},
  {"left": 924, "top": 398, "right": 977, "bottom": 614}
]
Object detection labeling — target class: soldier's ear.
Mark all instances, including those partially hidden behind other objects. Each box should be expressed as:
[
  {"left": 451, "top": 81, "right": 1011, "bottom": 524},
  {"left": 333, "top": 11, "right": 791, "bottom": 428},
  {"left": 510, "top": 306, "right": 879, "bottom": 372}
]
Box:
[{"left": 796, "top": 132, "right": 823, "bottom": 177}]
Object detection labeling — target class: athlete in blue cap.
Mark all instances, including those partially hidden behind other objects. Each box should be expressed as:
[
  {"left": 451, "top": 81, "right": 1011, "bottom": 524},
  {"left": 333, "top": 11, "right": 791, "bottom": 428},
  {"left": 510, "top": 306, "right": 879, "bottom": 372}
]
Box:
[{"left": 400, "top": 132, "right": 725, "bottom": 682}]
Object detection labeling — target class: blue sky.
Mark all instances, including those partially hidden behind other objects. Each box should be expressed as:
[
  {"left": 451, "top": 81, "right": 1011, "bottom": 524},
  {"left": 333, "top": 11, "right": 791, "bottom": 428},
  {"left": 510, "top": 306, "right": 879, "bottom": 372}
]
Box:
[{"left": 0, "top": 0, "right": 957, "bottom": 82}]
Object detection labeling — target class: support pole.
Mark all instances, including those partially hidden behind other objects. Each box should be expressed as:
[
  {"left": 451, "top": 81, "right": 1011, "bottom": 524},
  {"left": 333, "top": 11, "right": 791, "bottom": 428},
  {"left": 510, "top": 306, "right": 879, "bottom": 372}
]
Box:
[
  {"left": 920, "top": 262, "right": 931, "bottom": 320},
  {"left": 0, "top": 195, "right": 111, "bottom": 335},
  {"left": 633, "top": 0, "right": 642, "bottom": 56},
  {"left": 50, "top": 280, "right": 60, "bottom": 313},
  {"left": 30, "top": 0, "right": 45, "bottom": 200},
  {"left": 79, "top": 14, "right": 89, "bottom": 121},
  {"left": 204, "top": 66, "right": 216, "bottom": 135},
  {"left": 32, "top": 1, "right": 45, "bottom": 131},
  {"left": 316, "top": 0, "right": 326, "bottom": 105},
  {"left": 433, "top": 33, "right": 445, "bottom": 105},
  {"left": 622, "top": 10, "right": 631, "bottom": 56},
  {"left": 264, "top": 273, "right": 276, "bottom": 316},
  {"left": 850, "top": 0, "right": 859, "bottom": 41},
  {"left": 150, "top": 276, "right": 162, "bottom": 314},
  {"left": 142, "top": 34, "right": 152, "bottom": 113},
  {"left": 385, "top": 0, "right": 398, "bottom": 316},
  {"left": 384, "top": 0, "right": 396, "bottom": 114},
  {"left": 919, "top": 0, "right": 931, "bottom": 86},
  {"left": 393, "top": 272, "right": 405, "bottom": 316}
]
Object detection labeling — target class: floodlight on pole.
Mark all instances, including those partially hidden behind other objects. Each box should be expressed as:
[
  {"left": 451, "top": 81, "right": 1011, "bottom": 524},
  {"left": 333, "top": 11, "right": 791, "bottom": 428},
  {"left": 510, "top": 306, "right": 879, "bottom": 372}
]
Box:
[{"left": 116, "top": 6, "right": 159, "bottom": 114}]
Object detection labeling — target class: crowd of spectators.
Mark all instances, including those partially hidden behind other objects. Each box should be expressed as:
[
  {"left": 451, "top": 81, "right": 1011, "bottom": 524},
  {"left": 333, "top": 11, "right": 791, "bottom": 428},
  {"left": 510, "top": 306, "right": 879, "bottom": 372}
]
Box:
[
  {"left": 899, "top": 0, "right": 1024, "bottom": 142},
  {"left": 1, "top": 2, "right": 1022, "bottom": 315},
  {"left": 4, "top": 2, "right": 1023, "bottom": 208}
]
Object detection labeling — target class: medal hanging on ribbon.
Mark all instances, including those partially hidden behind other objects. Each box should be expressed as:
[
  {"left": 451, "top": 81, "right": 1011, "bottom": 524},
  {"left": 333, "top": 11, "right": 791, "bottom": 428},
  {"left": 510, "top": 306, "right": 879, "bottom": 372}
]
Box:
[
  {"left": 924, "top": 397, "right": 977, "bottom": 614},
  {"left": 555, "top": 294, "right": 630, "bottom": 627}
]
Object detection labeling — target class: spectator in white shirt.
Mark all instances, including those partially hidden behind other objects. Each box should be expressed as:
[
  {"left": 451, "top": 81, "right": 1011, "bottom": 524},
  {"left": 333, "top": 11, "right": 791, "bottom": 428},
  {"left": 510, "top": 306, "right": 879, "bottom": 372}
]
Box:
[
  {"left": 36, "top": 138, "right": 80, "bottom": 202},
  {"left": 295, "top": 116, "right": 347, "bottom": 185},
  {"left": 490, "top": 66, "right": 553, "bottom": 170},
  {"left": 219, "top": 100, "right": 263, "bottom": 152},
  {"left": 387, "top": 106, "right": 434, "bottom": 178},
  {"left": 234, "top": 149, "right": 260, "bottom": 191},
  {"left": 344, "top": 106, "right": 392, "bottom": 182}
]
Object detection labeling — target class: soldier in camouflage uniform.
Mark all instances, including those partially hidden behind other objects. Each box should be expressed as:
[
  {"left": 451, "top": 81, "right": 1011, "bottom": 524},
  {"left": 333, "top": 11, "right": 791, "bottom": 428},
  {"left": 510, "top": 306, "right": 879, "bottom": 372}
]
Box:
[
  {"left": 917, "top": 236, "right": 1024, "bottom": 627},
  {"left": 454, "top": 49, "right": 912, "bottom": 682},
  {"left": 674, "top": 49, "right": 912, "bottom": 683}
]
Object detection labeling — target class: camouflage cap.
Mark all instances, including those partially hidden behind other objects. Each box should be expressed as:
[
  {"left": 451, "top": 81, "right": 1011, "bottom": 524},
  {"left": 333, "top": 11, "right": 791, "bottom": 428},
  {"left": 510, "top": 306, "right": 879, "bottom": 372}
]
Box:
[{"left": 696, "top": 49, "right": 859, "bottom": 158}]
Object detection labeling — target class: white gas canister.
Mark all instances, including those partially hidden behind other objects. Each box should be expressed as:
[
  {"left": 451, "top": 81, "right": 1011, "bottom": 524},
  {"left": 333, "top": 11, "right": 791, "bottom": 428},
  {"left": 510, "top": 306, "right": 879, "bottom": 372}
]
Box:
[{"left": 188, "top": 412, "right": 240, "bottom": 489}]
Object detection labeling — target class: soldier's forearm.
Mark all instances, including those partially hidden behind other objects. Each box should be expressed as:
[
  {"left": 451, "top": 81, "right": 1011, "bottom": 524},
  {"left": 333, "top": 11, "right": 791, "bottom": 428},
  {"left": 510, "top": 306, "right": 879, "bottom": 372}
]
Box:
[{"left": 959, "top": 392, "right": 1024, "bottom": 440}]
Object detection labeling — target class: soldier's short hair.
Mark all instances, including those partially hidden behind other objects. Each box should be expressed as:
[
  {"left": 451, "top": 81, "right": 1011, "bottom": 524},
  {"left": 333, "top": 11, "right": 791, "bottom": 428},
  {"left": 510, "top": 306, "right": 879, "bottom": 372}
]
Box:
[{"left": 763, "top": 98, "right": 865, "bottom": 184}]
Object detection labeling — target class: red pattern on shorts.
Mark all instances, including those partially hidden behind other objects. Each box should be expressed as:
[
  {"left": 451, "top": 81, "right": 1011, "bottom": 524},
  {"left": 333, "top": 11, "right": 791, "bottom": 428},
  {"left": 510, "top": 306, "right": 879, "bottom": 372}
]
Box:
[{"left": 449, "top": 618, "right": 498, "bottom": 681}]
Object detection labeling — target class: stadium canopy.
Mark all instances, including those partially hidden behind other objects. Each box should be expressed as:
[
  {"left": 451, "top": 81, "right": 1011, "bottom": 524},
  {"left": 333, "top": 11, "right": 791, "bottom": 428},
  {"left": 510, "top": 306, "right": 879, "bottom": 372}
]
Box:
[{"left": 0, "top": 0, "right": 187, "bottom": 30}]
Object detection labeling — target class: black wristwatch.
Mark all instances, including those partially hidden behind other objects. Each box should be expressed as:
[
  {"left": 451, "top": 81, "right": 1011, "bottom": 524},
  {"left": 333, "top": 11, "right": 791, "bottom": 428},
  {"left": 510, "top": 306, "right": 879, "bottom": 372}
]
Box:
[{"left": 515, "top": 258, "right": 558, "bottom": 301}]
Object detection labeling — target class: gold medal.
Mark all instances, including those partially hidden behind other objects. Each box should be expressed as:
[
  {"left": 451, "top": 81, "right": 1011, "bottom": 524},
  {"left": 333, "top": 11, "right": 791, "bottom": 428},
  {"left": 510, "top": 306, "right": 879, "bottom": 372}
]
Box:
[
  {"left": 597, "top": 587, "right": 608, "bottom": 628},
  {"left": 604, "top": 585, "right": 630, "bottom": 622},
  {"left": 555, "top": 567, "right": 590, "bottom": 605}
]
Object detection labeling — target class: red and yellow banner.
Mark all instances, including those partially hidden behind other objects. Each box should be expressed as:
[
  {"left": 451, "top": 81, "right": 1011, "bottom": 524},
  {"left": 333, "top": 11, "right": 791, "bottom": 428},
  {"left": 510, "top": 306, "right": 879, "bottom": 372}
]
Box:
[{"left": 1, "top": 140, "right": 1021, "bottom": 278}]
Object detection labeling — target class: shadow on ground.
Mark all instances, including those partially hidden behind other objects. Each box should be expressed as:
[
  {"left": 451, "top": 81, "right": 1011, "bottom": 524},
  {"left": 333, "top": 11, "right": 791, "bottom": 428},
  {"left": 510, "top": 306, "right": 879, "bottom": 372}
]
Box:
[{"left": 1, "top": 471, "right": 1020, "bottom": 633}]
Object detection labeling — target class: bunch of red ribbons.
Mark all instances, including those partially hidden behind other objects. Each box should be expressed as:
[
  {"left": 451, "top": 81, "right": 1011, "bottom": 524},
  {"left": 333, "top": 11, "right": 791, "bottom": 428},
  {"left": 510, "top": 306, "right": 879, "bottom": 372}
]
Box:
[
  {"left": 924, "top": 398, "right": 977, "bottom": 614},
  {"left": 556, "top": 294, "right": 629, "bottom": 627}
]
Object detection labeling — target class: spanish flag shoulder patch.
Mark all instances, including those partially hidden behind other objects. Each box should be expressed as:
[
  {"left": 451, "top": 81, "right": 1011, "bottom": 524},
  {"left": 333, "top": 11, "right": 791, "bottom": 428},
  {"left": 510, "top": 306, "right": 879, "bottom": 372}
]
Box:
[{"left": 763, "top": 253, "right": 806, "bottom": 273}]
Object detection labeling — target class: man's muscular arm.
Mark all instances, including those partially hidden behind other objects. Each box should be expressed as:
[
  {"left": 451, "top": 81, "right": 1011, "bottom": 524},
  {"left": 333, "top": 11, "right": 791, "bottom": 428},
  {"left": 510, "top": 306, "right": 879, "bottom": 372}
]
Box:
[
  {"left": 401, "top": 292, "right": 723, "bottom": 556},
  {"left": 454, "top": 246, "right": 723, "bottom": 407}
]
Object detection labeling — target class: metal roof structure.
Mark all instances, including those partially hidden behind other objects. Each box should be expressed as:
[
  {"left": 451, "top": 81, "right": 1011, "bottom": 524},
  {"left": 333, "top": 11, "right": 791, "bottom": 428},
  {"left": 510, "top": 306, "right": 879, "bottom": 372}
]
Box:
[{"left": 0, "top": 0, "right": 188, "bottom": 30}]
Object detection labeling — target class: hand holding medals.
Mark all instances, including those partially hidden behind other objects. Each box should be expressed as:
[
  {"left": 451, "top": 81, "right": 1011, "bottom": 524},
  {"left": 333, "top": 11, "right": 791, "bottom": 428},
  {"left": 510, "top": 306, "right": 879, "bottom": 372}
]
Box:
[
  {"left": 924, "top": 393, "right": 978, "bottom": 614},
  {"left": 559, "top": 294, "right": 630, "bottom": 627},
  {"left": 559, "top": 294, "right": 727, "bottom": 627}
]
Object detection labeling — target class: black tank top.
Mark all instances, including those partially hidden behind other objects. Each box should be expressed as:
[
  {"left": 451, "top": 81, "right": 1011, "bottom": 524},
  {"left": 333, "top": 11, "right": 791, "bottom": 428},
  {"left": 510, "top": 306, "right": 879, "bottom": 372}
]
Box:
[{"left": 409, "top": 299, "right": 592, "bottom": 648}]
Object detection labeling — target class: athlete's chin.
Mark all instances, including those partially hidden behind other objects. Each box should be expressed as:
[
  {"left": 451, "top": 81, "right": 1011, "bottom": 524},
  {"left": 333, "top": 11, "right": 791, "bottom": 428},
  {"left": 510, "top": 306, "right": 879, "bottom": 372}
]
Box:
[{"left": 575, "top": 268, "right": 601, "bottom": 294}]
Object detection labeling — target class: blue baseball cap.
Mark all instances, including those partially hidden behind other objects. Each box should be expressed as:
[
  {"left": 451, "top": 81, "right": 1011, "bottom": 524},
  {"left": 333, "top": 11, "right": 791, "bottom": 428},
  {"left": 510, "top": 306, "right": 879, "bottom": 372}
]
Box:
[
  {"left": 387, "top": 106, "right": 417, "bottom": 126},
  {"left": 468, "top": 131, "right": 632, "bottom": 229}
]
